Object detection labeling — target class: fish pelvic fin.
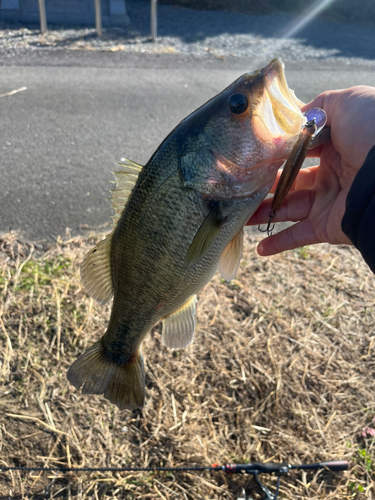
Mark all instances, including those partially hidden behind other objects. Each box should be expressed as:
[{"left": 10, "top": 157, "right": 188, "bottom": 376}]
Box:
[
  {"left": 67, "top": 340, "right": 145, "bottom": 410},
  {"left": 218, "top": 228, "right": 243, "bottom": 282},
  {"left": 162, "top": 295, "right": 197, "bottom": 349}
]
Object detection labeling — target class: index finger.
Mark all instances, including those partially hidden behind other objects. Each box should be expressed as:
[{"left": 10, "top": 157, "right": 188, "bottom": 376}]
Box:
[{"left": 269, "top": 165, "right": 319, "bottom": 194}]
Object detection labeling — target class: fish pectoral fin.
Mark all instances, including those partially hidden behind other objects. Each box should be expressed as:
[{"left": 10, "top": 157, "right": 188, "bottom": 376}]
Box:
[
  {"left": 111, "top": 158, "right": 143, "bottom": 229},
  {"left": 162, "top": 295, "right": 197, "bottom": 349},
  {"left": 185, "top": 203, "right": 226, "bottom": 266},
  {"left": 81, "top": 232, "right": 114, "bottom": 305},
  {"left": 218, "top": 228, "right": 244, "bottom": 282},
  {"left": 67, "top": 341, "right": 145, "bottom": 410}
]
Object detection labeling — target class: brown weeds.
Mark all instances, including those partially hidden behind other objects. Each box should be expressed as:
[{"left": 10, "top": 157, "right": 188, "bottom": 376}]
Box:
[{"left": 0, "top": 230, "right": 374, "bottom": 499}]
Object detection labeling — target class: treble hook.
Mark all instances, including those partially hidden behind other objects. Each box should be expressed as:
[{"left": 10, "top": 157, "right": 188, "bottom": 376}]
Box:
[{"left": 258, "top": 210, "right": 276, "bottom": 237}]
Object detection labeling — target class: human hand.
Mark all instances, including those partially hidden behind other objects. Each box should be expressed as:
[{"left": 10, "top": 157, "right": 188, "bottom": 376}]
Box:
[{"left": 247, "top": 85, "right": 375, "bottom": 256}]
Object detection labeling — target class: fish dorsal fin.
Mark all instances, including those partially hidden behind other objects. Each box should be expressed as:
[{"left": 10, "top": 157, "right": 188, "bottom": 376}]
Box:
[
  {"left": 162, "top": 295, "right": 197, "bottom": 349},
  {"left": 81, "top": 159, "right": 142, "bottom": 305},
  {"left": 81, "top": 232, "right": 114, "bottom": 305},
  {"left": 111, "top": 158, "right": 143, "bottom": 229},
  {"left": 185, "top": 204, "right": 225, "bottom": 266},
  {"left": 218, "top": 228, "right": 243, "bottom": 282}
]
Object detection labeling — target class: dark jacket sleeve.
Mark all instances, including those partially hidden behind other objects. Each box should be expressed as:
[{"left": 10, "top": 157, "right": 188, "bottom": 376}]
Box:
[{"left": 342, "top": 145, "right": 375, "bottom": 273}]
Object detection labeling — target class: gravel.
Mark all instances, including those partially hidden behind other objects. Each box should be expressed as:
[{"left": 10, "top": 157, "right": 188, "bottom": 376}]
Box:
[{"left": 0, "top": 0, "right": 375, "bottom": 66}]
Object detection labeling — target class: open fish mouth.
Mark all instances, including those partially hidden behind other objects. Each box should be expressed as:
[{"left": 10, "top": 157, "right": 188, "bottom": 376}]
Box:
[{"left": 252, "top": 58, "right": 307, "bottom": 142}]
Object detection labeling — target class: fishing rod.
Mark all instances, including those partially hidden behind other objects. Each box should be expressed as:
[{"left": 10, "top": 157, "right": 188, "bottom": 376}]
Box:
[
  {"left": 0, "top": 459, "right": 348, "bottom": 500},
  {"left": 216, "top": 460, "right": 349, "bottom": 500}
]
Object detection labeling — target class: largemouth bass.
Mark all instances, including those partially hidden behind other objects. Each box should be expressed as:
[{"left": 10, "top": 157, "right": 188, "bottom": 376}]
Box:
[{"left": 68, "top": 58, "right": 321, "bottom": 410}]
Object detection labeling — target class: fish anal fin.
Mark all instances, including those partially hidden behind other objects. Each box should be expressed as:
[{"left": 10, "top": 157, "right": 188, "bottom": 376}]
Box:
[
  {"left": 111, "top": 158, "right": 143, "bottom": 229},
  {"left": 218, "top": 228, "right": 243, "bottom": 282},
  {"left": 185, "top": 204, "right": 225, "bottom": 266},
  {"left": 162, "top": 295, "right": 197, "bottom": 349},
  {"left": 81, "top": 233, "right": 114, "bottom": 305},
  {"left": 67, "top": 340, "right": 145, "bottom": 410}
]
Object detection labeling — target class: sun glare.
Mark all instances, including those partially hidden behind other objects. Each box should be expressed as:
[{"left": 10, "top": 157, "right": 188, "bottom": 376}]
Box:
[{"left": 281, "top": 0, "right": 337, "bottom": 39}]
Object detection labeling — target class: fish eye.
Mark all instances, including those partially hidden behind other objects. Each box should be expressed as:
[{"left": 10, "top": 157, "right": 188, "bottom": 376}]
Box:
[{"left": 228, "top": 93, "right": 249, "bottom": 115}]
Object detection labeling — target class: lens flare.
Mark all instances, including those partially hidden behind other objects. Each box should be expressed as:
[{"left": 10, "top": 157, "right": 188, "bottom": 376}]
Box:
[{"left": 280, "top": 0, "right": 337, "bottom": 39}]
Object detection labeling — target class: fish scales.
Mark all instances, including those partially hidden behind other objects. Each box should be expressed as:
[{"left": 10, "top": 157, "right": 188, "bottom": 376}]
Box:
[
  {"left": 108, "top": 145, "right": 257, "bottom": 343},
  {"left": 67, "top": 58, "right": 327, "bottom": 410}
]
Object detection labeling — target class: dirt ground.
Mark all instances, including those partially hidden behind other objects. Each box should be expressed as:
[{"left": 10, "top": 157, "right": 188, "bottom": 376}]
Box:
[{"left": 0, "top": 230, "right": 374, "bottom": 499}]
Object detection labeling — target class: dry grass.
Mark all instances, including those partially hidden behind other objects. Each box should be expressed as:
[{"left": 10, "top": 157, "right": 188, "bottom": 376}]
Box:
[{"left": 0, "top": 229, "right": 374, "bottom": 499}]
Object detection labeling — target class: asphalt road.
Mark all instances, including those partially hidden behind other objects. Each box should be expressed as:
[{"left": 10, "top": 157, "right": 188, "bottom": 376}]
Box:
[{"left": 1, "top": 52, "right": 375, "bottom": 242}]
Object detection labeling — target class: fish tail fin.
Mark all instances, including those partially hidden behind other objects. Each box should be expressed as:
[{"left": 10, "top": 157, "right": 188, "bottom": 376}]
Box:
[{"left": 67, "top": 340, "right": 145, "bottom": 410}]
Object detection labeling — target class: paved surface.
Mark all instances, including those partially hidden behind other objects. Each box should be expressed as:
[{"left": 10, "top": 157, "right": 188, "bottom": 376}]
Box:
[
  {"left": 1, "top": 1, "right": 375, "bottom": 63},
  {"left": 1, "top": 5, "right": 375, "bottom": 242}
]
